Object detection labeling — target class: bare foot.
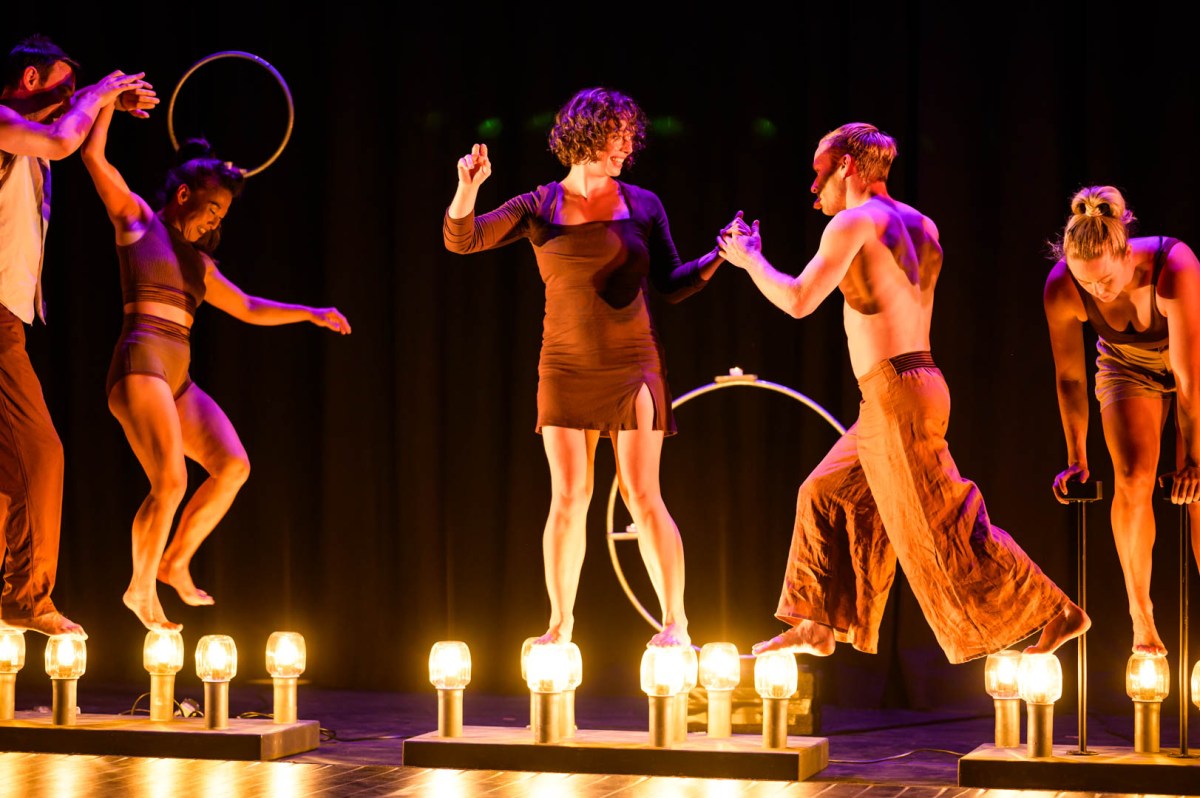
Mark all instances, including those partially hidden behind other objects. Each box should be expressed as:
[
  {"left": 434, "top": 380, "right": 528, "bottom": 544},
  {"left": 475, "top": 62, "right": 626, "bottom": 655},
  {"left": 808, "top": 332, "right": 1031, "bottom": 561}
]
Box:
[
  {"left": 535, "top": 620, "right": 572, "bottom": 645},
  {"left": 157, "top": 561, "right": 214, "bottom": 606},
  {"left": 123, "top": 589, "right": 182, "bottom": 632},
  {"left": 0, "top": 611, "right": 87, "bottom": 639},
  {"left": 1024, "top": 600, "right": 1090, "bottom": 655},
  {"left": 752, "top": 620, "right": 835, "bottom": 656},
  {"left": 1132, "top": 613, "right": 1167, "bottom": 656},
  {"left": 648, "top": 622, "right": 690, "bottom": 648}
]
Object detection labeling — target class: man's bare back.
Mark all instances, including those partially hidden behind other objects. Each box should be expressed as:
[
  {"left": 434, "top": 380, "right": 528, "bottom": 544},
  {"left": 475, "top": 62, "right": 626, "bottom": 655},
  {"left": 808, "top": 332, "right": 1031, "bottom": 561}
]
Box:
[{"left": 839, "top": 196, "right": 941, "bottom": 376}]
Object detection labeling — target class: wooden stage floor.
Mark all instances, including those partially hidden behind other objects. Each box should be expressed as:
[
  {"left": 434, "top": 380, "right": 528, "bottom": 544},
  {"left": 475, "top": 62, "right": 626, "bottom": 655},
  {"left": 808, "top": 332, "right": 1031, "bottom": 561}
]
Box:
[{"left": 0, "top": 682, "right": 1192, "bottom": 797}]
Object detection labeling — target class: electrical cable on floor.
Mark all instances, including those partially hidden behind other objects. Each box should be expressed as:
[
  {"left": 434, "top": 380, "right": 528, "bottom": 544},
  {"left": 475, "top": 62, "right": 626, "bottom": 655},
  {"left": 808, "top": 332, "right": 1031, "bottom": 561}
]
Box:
[
  {"left": 829, "top": 747, "right": 969, "bottom": 764},
  {"left": 320, "top": 730, "right": 408, "bottom": 743},
  {"left": 121, "top": 692, "right": 196, "bottom": 719}
]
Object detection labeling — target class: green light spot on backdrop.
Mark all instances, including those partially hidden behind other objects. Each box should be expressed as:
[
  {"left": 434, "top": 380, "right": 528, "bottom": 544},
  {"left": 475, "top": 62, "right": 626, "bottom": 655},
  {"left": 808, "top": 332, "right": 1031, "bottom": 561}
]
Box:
[
  {"left": 752, "top": 118, "right": 778, "bottom": 139},
  {"left": 651, "top": 116, "right": 684, "bottom": 137},
  {"left": 477, "top": 118, "right": 503, "bottom": 138},
  {"left": 525, "top": 111, "right": 555, "bottom": 131}
]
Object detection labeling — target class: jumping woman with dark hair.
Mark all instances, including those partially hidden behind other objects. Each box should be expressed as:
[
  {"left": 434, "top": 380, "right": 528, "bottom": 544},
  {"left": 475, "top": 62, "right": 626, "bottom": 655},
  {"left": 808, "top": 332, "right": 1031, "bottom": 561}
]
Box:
[{"left": 82, "top": 100, "right": 350, "bottom": 631}]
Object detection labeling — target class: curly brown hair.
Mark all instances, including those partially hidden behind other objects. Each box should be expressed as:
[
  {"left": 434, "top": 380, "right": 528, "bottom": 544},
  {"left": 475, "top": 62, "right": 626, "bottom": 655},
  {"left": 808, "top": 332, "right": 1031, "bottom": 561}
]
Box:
[{"left": 548, "top": 87, "right": 648, "bottom": 168}]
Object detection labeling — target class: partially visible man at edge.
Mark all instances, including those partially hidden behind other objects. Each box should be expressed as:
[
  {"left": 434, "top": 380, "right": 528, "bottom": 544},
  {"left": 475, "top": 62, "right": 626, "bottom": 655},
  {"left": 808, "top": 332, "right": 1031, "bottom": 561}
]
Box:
[{"left": 0, "top": 34, "right": 156, "bottom": 637}]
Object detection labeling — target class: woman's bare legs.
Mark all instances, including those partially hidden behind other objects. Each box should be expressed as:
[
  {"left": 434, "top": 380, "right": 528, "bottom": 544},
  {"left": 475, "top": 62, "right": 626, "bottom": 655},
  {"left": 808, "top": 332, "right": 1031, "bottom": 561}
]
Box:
[
  {"left": 108, "top": 375, "right": 187, "bottom": 631},
  {"left": 156, "top": 384, "right": 250, "bottom": 606},
  {"left": 613, "top": 385, "right": 688, "bottom": 647},
  {"left": 537, "top": 426, "right": 599, "bottom": 644},
  {"left": 1101, "top": 395, "right": 1170, "bottom": 655}
]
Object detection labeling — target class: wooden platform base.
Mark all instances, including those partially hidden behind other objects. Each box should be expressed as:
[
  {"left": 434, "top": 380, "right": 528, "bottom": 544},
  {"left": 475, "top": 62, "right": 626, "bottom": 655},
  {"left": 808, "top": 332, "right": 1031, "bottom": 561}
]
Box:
[
  {"left": 402, "top": 725, "right": 828, "bottom": 781},
  {"left": 959, "top": 743, "right": 1200, "bottom": 794},
  {"left": 0, "top": 711, "right": 320, "bottom": 761}
]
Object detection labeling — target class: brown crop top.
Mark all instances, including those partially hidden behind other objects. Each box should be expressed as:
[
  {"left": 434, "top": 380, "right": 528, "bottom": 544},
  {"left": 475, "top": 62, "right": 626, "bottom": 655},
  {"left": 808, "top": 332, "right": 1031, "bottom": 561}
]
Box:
[
  {"left": 1071, "top": 236, "right": 1178, "bottom": 350},
  {"left": 117, "top": 212, "right": 208, "bottom": 315}
]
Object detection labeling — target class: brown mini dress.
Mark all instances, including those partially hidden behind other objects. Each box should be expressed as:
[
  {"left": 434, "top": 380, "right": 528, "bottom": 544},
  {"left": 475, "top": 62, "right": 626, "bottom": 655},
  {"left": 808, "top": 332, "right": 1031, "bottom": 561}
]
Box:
[{"left": 444, "top": 181, "right": 709, "bottom": 436}]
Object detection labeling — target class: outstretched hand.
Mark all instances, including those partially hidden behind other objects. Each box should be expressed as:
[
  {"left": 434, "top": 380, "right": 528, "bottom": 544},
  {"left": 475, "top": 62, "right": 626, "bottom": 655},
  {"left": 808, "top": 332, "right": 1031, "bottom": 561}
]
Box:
[
  {"left": 718, "top": 211, "right": 762, "bottom": 269},
  {"left": 456, "top": 142, "right": 492, "bottom": 187},
  {"left": 115, "top": 81, "right": 159, "bottom": 119},
  {"left": 311, "top": 307, "right": 352, "bottom": 334}
]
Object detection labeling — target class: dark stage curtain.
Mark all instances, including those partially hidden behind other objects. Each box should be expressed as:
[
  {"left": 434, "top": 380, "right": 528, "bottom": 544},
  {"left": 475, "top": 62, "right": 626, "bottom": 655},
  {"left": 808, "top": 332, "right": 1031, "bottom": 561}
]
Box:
[{"left": 5, "top": 5, "right": 1198, "bottom": 719}]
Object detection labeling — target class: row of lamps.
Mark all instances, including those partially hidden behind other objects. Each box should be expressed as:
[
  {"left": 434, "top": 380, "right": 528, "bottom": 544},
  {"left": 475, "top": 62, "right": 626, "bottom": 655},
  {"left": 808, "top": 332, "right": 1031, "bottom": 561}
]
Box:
[
  {"left": 429, "top": 639, "right": 802, "bottom": 748},
  {"left": 0, "top": 628, "right": 306, "bottom": 729},
  {"left": 985, "top": 649, "right": 1197, "bottom": 755}
]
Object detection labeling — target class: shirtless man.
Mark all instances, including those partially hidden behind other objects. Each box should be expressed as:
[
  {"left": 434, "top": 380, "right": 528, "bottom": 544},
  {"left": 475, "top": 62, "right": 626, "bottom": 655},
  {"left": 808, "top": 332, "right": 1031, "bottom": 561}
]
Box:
[{"left": 718, "top": 122, "right": 1089, "bottom": 664}]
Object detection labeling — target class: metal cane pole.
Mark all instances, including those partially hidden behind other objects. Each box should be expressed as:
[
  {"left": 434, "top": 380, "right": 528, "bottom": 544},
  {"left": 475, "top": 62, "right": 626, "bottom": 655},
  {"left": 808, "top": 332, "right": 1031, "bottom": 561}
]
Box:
[
  {"left": 1178, "top": 498, "right": 1190, "bottom": 756},
  {"left": 1065, "top": 478, "right": 1102, "bottom": 756},
  {"left": 1160, "top": 474, "right": 1193, "bottom": 757}
]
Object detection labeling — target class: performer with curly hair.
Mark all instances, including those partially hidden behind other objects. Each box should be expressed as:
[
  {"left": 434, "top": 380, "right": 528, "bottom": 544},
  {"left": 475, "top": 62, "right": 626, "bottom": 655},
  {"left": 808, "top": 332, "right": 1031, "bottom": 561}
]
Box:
[{"left": 444, "top": 86, "right": 742, "bottom": 647}]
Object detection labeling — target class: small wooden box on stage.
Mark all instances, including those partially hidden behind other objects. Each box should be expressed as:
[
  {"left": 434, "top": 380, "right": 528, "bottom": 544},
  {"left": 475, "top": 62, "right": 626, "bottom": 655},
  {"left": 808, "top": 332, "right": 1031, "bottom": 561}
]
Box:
[
  {"left": 959, "top": 743, "right": 1200, "bottom": 795},
  {"left": 689, "top": 658, "right": 820, "bottom": 735},
  {"left": 403, "top": 725, "right": 828, "bottom": 781},
  {"left": 0, "top": 710, "right": 319, "bottom": 761}
]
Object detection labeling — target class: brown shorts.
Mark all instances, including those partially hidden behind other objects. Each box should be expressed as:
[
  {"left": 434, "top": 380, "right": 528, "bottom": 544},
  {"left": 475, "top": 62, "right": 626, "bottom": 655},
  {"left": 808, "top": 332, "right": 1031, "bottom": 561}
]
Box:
[
  {"left": 105, "top": 314, "right": 193, "bottom": 399},
  {"left": 1094, "top": 338, "right": 1173, "bottom": 409}
]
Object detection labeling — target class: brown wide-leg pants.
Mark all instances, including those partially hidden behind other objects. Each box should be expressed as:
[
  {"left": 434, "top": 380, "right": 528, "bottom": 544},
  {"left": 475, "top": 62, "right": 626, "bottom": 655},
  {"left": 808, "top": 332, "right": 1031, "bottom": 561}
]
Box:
[
  {"left": 775, "top": 351, "right": 1068, "bottom": 664},
  {"left": 0, "top": 304, "right": 63, "bottom": 620}
]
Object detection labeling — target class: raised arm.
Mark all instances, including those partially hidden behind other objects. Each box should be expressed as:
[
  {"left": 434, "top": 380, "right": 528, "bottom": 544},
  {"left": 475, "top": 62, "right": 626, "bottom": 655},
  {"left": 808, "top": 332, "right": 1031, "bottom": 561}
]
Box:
[
  {"left": 1158, "top": 241, "right": 1200, "bottom": 503},
  {"left": 447, "top": 142, "right": 491, "bottom": 220},
  {"left": 1043, "top": 261, "right": 1092, "bottom": 502},
  {"left": 0, "top": 70, "right": 151, "bottom": 160},
  {"left": 203, "top": 260, "right": 351, "bottom": 334},
  {"left": 720, "top": 210, "right": 866, "bottom": 318},
  {"left": 80, "top": 103, "right": 152, "bottom": 242}
]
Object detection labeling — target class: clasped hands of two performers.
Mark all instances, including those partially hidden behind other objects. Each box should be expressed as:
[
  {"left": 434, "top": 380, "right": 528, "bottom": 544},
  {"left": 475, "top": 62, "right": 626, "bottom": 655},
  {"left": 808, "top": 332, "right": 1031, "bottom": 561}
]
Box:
[{"left": 716, "top": 211, "right": 759, "bottom": 269}]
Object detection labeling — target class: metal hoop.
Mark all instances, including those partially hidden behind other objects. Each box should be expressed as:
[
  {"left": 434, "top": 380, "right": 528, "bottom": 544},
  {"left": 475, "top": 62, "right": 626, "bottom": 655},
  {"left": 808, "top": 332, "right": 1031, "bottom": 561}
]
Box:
[
  {"left": 605, "top": 368, "right": 848, "bottom": 637},
  {"left": 167, "top": 51, "right": 294, "bottom": 178}
]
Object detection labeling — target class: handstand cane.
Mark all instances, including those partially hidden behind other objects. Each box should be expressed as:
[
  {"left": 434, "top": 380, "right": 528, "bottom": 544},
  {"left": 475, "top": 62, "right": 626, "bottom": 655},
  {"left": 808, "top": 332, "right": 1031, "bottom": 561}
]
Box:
[
  {"left": 1065, "top": 477, "right": 1102, "bottom": 756},
  {"left": 1159, "top": 474, "right": 1193, "bottom": 757}
]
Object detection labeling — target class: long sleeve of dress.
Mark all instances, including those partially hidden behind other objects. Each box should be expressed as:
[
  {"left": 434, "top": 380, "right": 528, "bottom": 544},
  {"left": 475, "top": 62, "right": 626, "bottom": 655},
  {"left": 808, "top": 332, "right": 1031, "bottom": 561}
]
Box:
[
  {"left": 443, "top": 192, "right": 539, "bottom": 254},
  {"left": 641, "top": 189, "right": 709, "bottom": 303}
]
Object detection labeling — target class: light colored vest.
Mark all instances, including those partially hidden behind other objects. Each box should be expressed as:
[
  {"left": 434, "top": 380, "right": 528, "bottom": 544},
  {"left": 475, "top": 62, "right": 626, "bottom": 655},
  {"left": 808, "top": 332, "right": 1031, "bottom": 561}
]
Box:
[{"left": 0, "top": 151, "right": 49, "bottom": 324}]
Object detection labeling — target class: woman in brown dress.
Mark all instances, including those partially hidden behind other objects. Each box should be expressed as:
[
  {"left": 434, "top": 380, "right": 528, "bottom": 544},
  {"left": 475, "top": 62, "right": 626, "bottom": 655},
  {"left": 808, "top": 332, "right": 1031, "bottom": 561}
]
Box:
[{"left": 444, "top": 87, "right": 740, "bottom": 647}]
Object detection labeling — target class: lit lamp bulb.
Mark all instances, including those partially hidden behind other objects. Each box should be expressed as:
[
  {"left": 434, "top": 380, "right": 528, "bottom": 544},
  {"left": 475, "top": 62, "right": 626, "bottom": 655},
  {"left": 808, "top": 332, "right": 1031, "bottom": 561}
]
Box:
[
  {"left": 1192, "top": 660, "right": 1200, "bottom": 712},
  {"left": 563, "top": 642, "right": 582, "bottom": 739},
  {"left": 699, "top": 642, "right": 740, "bottom": 738},
  {"left": 143, "top": 630, "right": 183, "bottom": 722},
  {"left": 525, "top": 642, "right": 570, "bottom": 744},
  {"left": 1018, "top": 652, "right": 1062, "bottom": 758},
  {"left": 755, "top": 650, "right": 798, "bottom": 749},
  {"left": 429, "top": 641, "right": 471, "bottom": 738},
  {"left": 44, "top": 634, "right": 86, "bottom": 726},
  {"left": 195, "top": 635, "right": 238, "bottom": 730},
  {"left": 1126, "top": 653, "right": 1169, "bottom": 753},
  {"left": 672, "top": 645, "right": 698, "bottom": 744},
  {"left": 266, "top": 632, "right": 306, "bottom": 724},
  {"left": 0, "top": 629, "right": 26, "bottom": 722},
  {"left": 984, "top": 650, "right": 1022, "bottom": 748},
  {"left": 640, "top": 645, "right": 686, "bottom": 747}
]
